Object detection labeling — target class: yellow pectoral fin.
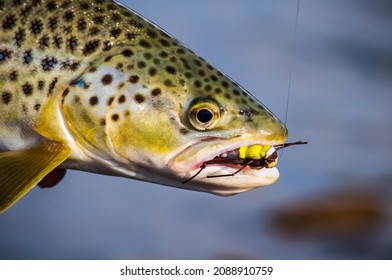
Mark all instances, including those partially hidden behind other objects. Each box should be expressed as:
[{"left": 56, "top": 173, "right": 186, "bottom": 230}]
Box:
[{"left": 0, "top": 143, "right": 71, "bottom": 214}]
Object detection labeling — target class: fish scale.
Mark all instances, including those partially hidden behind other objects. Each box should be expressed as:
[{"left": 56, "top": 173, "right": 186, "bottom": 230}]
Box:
[{"left": 0, "top": 0, "right": 289, "bottom": 213}]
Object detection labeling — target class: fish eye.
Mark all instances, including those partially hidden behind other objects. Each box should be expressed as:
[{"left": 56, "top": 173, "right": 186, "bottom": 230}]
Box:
[
  {"left": 197, "top": 109, "right": 214, "bottom": 123},
  {"left": 189, "top": 102, "right": 220, "bottom": 130}
]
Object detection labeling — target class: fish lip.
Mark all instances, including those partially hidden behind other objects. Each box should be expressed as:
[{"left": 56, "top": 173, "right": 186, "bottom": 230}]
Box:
[{"left": 171, "top": 135, "right": 284, "bottom": 174}]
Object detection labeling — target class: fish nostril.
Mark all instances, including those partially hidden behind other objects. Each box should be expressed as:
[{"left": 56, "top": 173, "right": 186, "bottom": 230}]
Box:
[{"left": 239, "top": 109, "right": 253, "bottom": 121}]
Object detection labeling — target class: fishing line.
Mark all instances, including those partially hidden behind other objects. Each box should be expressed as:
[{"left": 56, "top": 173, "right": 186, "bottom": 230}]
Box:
[{"left": 281, "top": 0, "right": 301, "bottom": 159}]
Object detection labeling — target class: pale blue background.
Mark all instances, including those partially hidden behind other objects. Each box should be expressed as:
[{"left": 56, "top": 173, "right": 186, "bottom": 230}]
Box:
[{"left": 1, "top": 0, "right": 391, "bottom": 259}]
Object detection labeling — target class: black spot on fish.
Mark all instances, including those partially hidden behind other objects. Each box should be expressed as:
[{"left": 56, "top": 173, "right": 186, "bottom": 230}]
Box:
[
  {"left": 151, "top": 88, "right": 161, "bottom": 96},
  {"left": 224, "top": 93, "right": 231, "bottom": 100},
  {"left": 159, "top": 51, "right": 168, "bottom": 58},
  {"left": 194, "top": 80, "right": 202, "bottom": 88},
  {"left": 101, "top": 74, "right": 113, "bottom": 85},
  {"left": 164, "top": 79, "right": 173, "bottom": 87},
  {"left": 107, "top": 96, "right": 115, "bottom": 106},
  {"left": 233, "top": 89, "right": 240, "bottom": 96},
  {"left": 48, "top": 78, "right": 58, "bottom": 96},
  {"left": 63, "top": 11, "right": 74, "bottom": 22},
  {"left": 221, "top": 81, "right": 229, "bottom": 88},
  {"left": 34, "top": 103, "right": 41, "bottom": 111},
  {"left": 140, "top": 53, "right": 151, "bottom": 62},
  {"left": 61, "top": 88, "right": 69, "bottom": 103},
  {"left": 111, "top": 13, "right": 122, "bottom": 23},
  {"left": 77, "top": 19, "right": 87, "bottom": 32},
  {"left": 122, "top": 49, "right": 133, "bottom": 57},
  {"left": 67, "top": 36, "right": 78, "bottom": 51},
  {"left": 2, "top": 14, "right": 16, "bottom": 30},
  {"left": 63, "top": 25, "right": 72, "bottom": 34},
  {"left": 38, "top": 80, "right": 45, "bottom": 90},
  {"left": 165, "top": 66, "right": 176, "bottom": 75},
  {"left": 100, "top": 119, "right": 106, "bottom": 126},
  {"left": 39, "top": 35, "right": 50, "bottom": 50},
  {"left": 9, "top": 71, "right": 18, "bottom": 81},
  {"left": 193, "top": 59, "right": 202, "bottom": 67},
  {"left": 184, "top": 72, "right": 193, "bottom": 79},
  {"left": 159, "top": 39, "right": 170, "bottom": 47},
  {"left": 46, "top": 1, "right": 57, "bottom": 11},
  {"left": 83, "top": 40, "right": 100, "bottom": 55},
  {"left": 0, "top": 48, "right": 12, "bottom": 63},
  {"left": 53, "top": 34, "right": 63, "bottom": 49},
  {"left": 79, "top": 2, "right": 90, "bottom": 10},
  {"left": 139, "top": 39, "right": 151, "bottom": 49},
  {"left": 41, "top": 56, "right": 58, "bottom": 71},
  {"left": 89, "top": 96, "right": 99, "bottom": 106},
  {"left": 60, "top": 60, "right": 79, "bottom": 71},
  {"left": 146, "top": 29, "right": 158, "bottom": 39},
  {"left": 134, "top": 94, "right": 145, "bottom": 104},
  {"left": 137, "top": 61, "right": 146, "bottom": 69},
  {"left": 22, "top": 83, "right": 33, "bottom": 96},
  {"left": 102, "top": 41, "right": 112, "bottom": 52},
  {"left": 210, "top": 75, "right": 218, "bottom": 82},
  {"left": 110, "top": 28, "right": 122, "bottom": 38},
  {"left": 93, "top": 15, "right": 104, "bottom": 24},
  {"left": 148, "top": 67, "right": 157, "bottom": 77},
  {"left": 176, "top": 48, "right": 186, "bottom": 55},
  {"left": 30, "top": 19, "right": 43, "bottom": 35},
  {"left": 22, "top": 50, "right": 33, "bottom": 64},
  {"left": 129, "top": 75, "right": 139, "bottom": 84},
  {"left": 48, "top": 17, "right": 58, "bottom": 31},
  {"left": 126, "top": 32, "right": 137, "bottom": 40},
  {"left": 20, "top": 5, "right": 33, "bottom": 17},
  {"left": 111, "top": 114, "right": 119, "bottom": 122},
  {"left": 118, "top": 95, "right": 126, "bottom": 104},
  {"left": 128, "top": 19, "right": 143, "bottom": 29},
  {"left": 14, "top": 28, "right": 25, "bottom": 47},
  {"left": 1, "top": 91, "right": 11, "bottom": 104},
  {"left": 104, "top": 55, "right": 113, "bottom": 62},
  {"left": 204, "top": 85, "right": 212, "bottom": 92},
  {"left": 198, "top": 69, "right": 206, "bottom": 77}
]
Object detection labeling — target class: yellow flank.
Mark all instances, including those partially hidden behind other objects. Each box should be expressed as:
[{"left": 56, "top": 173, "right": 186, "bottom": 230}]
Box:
[{"left": 239, "top": 145, "right": 271, "bottom": 159}]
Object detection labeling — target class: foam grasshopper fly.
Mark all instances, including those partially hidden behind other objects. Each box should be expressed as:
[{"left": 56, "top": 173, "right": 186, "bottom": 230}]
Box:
[{"left": 182, "top": 141, "right": 307, "bottom": 184}]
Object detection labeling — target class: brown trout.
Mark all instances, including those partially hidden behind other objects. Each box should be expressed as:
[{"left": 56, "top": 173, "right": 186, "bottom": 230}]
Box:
[{"left": 0, "top": 0, "right": 288, "bottom": 213}]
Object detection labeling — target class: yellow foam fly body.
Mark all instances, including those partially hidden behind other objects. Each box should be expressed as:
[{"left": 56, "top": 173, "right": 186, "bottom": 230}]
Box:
[{"left": 238, "top": 145, "right": 271, "bottom": 160}]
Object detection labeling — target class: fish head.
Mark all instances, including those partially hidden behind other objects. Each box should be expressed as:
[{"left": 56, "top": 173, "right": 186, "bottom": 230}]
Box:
[{"left": 61, "top": 34, "right": 287, "bottom": 196}]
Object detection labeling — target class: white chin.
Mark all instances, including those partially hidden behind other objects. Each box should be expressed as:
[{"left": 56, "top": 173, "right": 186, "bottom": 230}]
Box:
[{"left": 182, "top": 166, "right": 280, "bottom": 196}]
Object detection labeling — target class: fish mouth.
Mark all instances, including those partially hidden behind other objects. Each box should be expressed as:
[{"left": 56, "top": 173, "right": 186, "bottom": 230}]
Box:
[{"left": 171, "top": 136, "right": 285, "bottom": 195}]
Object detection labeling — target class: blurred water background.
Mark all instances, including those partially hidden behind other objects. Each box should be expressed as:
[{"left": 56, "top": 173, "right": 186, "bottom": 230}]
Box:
[{"left": 0, "top": 0, "right": 391, "bottom": 259}]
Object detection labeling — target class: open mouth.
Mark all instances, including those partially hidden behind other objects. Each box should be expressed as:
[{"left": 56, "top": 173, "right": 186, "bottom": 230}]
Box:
[
  {"left": 181, "top": 144, "right": 279, "bottom": 184},
  {"left": 171, "top": 137, "right": 280, "bottom": 173},
  {"left": 170, "top": 138, "right": 306, "bottom": 195},
  {"left": 172, "top": 140, "right": 307, "bottom": 184}
]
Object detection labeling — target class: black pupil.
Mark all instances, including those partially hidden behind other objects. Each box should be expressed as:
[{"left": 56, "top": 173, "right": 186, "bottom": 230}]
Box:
[{"left": 197, "top": 109, "right": 214, "bottom": 123}]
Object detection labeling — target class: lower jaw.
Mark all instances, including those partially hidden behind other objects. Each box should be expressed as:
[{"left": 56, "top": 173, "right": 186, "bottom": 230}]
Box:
[{"left": 179, "top": 165, "right": 280, "bottom": 196}]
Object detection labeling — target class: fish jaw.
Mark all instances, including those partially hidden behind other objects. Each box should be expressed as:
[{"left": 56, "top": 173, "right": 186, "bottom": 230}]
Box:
[
  {"left": 168, "top": 134, "right": 286, "bottom": 195},
  {"left": 182, "top": 167, "right": 280, "bottom": 196}
]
